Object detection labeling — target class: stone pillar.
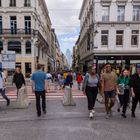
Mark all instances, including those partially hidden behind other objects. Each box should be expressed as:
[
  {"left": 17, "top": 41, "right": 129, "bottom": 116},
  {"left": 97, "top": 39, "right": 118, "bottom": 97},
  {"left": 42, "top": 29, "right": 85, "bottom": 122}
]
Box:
[
  {"left": 21, "top": 40, "right": 25, "bottom": 57},
  {"left": 3, "top": 40, "right": 8, "bottom": 51}
]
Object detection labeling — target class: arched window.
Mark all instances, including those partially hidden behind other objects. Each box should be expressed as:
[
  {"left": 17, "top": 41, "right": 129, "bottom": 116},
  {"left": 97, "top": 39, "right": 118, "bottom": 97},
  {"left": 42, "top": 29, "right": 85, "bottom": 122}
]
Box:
[
  {"left": 0, "top": 41, "right": 3, "bottom": 53},
  {"left": 26, "top": 41, "right": 31, "bottom": 54},
  {"left": 8, "top": 41, "right": 21, "bottom": 54}
]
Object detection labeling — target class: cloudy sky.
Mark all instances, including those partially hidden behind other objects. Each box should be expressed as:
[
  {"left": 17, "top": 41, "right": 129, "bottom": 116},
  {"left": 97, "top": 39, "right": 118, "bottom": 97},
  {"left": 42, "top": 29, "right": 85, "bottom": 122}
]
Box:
[{"left": 45, "top": 0, "right": 82, "bottom": 54}]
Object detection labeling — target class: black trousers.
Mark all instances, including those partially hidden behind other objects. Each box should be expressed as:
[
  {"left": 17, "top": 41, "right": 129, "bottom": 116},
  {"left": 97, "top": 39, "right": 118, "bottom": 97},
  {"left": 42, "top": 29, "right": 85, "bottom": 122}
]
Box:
[
  {"left": 132, "top": 94, "right": 140, "bottom": 114},
  {"left": 86, "top": 86, "right": 98, "bottom": 110},
  {"left": 118, "top": 89, "right": 130, "bottom": 114},
  {"left": 35, "top": 90, "right": 46, "bottom": 114}
]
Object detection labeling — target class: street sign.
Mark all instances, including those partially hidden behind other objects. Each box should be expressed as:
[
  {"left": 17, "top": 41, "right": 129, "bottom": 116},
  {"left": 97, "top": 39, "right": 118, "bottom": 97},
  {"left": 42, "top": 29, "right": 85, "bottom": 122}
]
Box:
[{"left": 1, "top": 51, "right": 16, "bottom": 70}]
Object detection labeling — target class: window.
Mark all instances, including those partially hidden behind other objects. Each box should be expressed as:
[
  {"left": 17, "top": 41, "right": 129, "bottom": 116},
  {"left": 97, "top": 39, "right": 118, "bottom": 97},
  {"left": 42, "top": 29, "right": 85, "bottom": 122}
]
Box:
[
  {"left": 10, "top": 16, "right": 17, "bottom": 34},
  {"left": 25, "top": 63, "right": 32, "bottom": 78},
  {"left": 133, "top": 6, "right": 140, "bottom": 21},
  {"left": 26, "top": 41, "right": 31, "bottom": 54},
  {"left": 0, "top": 16, "right": 2, "bottom": 34},
  {"left": 8, "top": 41, "right": 21, "bottom": 54},
  {"left": 118, "top": 6, "right": 125, "bottom": 21},
  {"left": 16, "top": 63, "right": 21, "bottom": 68},
  {"left": 0, "top": 0, "right": 1, "bottom": 7},
  {"left": 24, "top": 16, "right": 31, "bottom": 34},
  {"left": 131, "top": 30, "right": 139, "bottom": 46},
  {"left": 0, "top": 41, "right": 3, "bottom": 53},
  {"left": 116, "top": 30, "right": 124, "bottom": 46},
  {"left": 24, "top": 0, "right": 31, "bottom": 7},
  {"left": 102, "top": 6, "right": 109, "bottom": 21},
  {"left": 87, "top": 33, "right": 90, "bottom": 50},
  {"left": 101, "top": 30, "right": 109, "bottom": 46},
  {"left": 10, "top": 0, "right": 16, "bottom": 7}
]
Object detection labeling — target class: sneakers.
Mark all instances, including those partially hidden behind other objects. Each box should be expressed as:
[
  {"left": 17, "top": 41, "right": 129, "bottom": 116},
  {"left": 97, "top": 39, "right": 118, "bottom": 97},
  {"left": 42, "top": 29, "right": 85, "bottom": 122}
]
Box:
[
  {"left": 121, "top": 113, "right": 127, "bottom": 118},
  {"left": 89, "top": 112, "right": 94, "bottom": 119},
  {"left": 106, "top": 114, "right": 110, "bottom": 119},
  {"left": 131, "top": 113, "right": 136, "bottom": 118},
  {"left": 117, "top": 108, "right": 120, "bottom": 112},
  {"left": 43, "top": 110, "right": 46, "bottom": 114},
  {"left": 92, "top": 109, "right": 95, "bottom": 114}
]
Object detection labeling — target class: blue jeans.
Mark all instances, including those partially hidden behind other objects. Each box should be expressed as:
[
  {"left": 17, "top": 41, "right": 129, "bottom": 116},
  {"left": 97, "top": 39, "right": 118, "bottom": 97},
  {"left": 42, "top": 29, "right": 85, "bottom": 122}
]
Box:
[{"left": 0, "top": 89, "right": 9, "bottom": 102}]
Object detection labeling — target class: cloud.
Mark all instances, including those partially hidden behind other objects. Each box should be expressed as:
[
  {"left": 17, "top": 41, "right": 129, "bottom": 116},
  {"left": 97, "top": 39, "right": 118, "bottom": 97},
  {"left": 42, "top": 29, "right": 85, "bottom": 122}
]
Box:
[
  {"left": 45, "top": 0, "right": 82, "bottom": 53},
  {"left": 61, "top": 36, "right": 79, "bottom": 43}
]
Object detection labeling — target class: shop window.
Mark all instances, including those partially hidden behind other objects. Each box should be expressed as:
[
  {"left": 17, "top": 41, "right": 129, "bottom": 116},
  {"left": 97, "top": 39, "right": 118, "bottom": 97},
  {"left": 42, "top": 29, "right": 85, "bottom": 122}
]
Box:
[{"left": 25, "top": 63, "right": 32, "bottom": 78}]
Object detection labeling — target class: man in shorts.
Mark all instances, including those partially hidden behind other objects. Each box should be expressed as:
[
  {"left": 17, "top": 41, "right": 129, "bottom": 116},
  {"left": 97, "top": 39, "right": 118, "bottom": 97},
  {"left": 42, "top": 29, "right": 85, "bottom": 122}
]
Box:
[{"left": 101, "top": 63, "right": 118, "bottom": 119}]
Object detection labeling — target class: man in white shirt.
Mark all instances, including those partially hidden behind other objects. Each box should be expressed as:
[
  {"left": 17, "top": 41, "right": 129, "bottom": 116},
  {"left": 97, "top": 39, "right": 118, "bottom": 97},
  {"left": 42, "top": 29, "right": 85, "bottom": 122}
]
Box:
[{"left": 0, "top": 71, "right": 10, "bottom": 106}]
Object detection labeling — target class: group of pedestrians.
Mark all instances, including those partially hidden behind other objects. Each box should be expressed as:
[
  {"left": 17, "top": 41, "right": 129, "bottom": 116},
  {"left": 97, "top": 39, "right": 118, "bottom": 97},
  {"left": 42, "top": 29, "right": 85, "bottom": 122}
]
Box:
[
  {"left": 82, "top": 63, "right": 140, "bottom": 119},
  {"left": 1, "top": 63, "right": 140, "bottom": 120}
]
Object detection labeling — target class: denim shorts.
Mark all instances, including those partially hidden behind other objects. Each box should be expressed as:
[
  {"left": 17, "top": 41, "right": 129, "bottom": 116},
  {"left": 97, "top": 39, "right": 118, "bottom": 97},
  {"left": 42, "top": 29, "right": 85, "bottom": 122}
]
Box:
[{"left": 104, "top": 90, "right": 116, "bottom": 98}]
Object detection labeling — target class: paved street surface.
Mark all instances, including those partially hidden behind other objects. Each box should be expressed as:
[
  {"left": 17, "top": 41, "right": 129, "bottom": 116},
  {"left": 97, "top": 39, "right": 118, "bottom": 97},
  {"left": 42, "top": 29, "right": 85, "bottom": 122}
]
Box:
[
  {"left": 0, "top": 82, "right": 140, "bottom": 140},
  {"left": 0, "top": 82, "right": 85, "bottom": 101}
]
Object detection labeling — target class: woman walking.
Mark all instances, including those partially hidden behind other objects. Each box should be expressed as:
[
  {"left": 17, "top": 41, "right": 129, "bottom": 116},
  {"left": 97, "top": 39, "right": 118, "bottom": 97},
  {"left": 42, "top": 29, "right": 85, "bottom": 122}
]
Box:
[
  {"left": 82, "top": 67, "right": 99, "bottom": 119},
  {"left": 117, "top": 69, "right": 131, "bottom": 118}
]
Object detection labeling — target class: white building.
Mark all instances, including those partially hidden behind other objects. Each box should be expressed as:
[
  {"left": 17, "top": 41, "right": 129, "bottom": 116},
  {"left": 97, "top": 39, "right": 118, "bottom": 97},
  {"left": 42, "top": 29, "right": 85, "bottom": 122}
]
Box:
[
  {"left": 79, "top": 0, "right": 140, "bottom": 72},
  {"left": 0, "top": 0, "right": 52, "bottom": 77}
]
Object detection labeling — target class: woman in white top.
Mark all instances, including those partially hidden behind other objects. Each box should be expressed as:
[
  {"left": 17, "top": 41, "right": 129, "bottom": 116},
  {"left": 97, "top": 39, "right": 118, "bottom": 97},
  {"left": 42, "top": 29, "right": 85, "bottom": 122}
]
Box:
[{"left": 82, "top": 67, "right": 99, "bottom": 119}]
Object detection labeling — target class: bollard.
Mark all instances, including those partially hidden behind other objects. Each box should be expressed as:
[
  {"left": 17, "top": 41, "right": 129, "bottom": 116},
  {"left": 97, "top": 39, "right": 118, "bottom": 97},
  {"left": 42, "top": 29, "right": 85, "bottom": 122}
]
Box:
[
  {"left": 62, "top": 86, "right": 76, "bottom": 106},
  {"left": 14, "top": 86, "right": 30, "bottom": 108}
]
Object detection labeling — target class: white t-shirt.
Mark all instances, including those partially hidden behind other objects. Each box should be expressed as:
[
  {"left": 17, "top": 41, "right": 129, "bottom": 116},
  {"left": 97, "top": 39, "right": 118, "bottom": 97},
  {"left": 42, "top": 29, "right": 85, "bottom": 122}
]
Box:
[{"left": 0, "top": 72, "right": 5, "bottom": 89}]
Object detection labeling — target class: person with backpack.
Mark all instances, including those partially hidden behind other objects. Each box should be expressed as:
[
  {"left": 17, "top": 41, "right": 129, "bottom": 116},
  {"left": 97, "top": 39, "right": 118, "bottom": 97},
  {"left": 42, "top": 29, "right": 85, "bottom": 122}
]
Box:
[
  {"left": 82, "top": 66, "right": 100, "bottom": 119},
  {"left": 0, "top": 70, "right": 10, "bottom": 106},
  {"left": 76, "top": 72, "right": 83, "bottom": 90}
]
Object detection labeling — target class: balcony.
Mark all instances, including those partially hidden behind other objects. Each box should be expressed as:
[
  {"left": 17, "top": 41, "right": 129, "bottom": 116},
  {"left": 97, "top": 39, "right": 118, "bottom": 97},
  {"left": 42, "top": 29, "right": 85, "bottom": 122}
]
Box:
[
  {"left": 132, "top": 0, "right": 140, "bottom": 3},
  {"left": 116, "top": 0, "right": 128, "bottom": 2},
  {"left": 101, "top": 0, "right": 111, "bottom": 2},
  {"left": 0, "top": 29, "right": 35, "bottom": 37},
  {"left": 0, "top": 29, "right": 49, "bottom": 49}
]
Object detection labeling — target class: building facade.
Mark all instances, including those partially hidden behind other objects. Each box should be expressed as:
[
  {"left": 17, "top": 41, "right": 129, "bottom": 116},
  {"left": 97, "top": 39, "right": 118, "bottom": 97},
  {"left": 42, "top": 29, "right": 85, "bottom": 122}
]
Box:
[
  {"left": 79, "top": 0, "right": 140, "bottom": 73},
  {"left": 0, "top": 0, "right": 52, "bottom": 77}
]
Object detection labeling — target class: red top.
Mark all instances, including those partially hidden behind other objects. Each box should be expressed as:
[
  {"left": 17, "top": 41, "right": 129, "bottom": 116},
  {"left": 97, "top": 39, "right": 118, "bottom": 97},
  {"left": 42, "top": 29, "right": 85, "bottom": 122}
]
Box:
[{"left": 76, "top": 75, "right": 83, "bottom": 83}]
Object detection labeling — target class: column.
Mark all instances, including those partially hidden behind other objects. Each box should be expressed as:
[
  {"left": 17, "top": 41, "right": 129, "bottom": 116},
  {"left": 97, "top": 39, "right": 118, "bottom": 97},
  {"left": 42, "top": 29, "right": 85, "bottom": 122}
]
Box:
[
  {"left": 3, "top": 40, "right": 8, "bottom": 51},
  {"left": 21, "top": 40, "right": 25, "bottom": 57}
]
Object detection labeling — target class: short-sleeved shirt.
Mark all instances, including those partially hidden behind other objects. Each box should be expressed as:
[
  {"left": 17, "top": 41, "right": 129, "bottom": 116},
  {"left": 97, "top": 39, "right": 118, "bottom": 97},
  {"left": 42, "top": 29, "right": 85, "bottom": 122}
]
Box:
[
  {"left": 31, "top": 70, "right": 47, "bottom": 92},
  {"left": 102, "top": 71, "right": 118, "bottom": 92}
]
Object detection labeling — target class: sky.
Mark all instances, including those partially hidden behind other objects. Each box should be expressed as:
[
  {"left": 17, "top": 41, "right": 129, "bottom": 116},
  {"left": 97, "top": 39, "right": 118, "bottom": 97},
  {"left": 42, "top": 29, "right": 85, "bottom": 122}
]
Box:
[{"left": 45, "top": 0, "right": 82, "bottom": 55}]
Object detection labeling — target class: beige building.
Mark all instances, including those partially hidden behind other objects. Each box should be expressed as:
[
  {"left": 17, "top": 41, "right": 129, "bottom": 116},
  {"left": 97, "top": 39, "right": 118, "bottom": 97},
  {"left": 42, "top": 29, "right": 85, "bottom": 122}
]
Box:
[
  {"left": 0, "top": 0, "right": 52, "bottom": 77},
  {"left": 79, "top": 0, "right": 140, "bottom": 73}
]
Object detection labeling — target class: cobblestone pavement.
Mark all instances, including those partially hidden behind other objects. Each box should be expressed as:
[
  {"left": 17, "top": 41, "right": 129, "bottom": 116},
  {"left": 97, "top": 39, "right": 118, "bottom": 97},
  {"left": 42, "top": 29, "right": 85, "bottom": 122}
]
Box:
[{"left": 0, "top": 98, "right": 140, "bottom": 140}]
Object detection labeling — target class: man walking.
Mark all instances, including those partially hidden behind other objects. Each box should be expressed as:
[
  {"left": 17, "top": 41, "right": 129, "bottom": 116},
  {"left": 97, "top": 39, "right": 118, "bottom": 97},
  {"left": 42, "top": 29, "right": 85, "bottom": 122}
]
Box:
[
  {"left": 31, "top": 64, "right": 48, "bottom": 117},
  {"left": 12, "top": 67, "right": 25, "bottom": 97},
  {"left": 131, "top": 64, "right": 140, "bottom": 118},
  {"left": 0, "top": 70, "right": 10, "bottom": 106},
  {"left": 101, "top": 63, "right": 118, "bottom": 119}
]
